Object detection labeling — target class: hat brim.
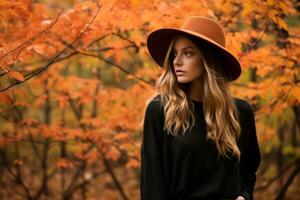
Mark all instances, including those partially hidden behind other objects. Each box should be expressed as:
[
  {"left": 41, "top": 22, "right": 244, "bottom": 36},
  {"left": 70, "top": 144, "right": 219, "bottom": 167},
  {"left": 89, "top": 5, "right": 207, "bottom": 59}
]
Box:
[{"left": 146, "top": 28, "right": 241, "bottom": 82}]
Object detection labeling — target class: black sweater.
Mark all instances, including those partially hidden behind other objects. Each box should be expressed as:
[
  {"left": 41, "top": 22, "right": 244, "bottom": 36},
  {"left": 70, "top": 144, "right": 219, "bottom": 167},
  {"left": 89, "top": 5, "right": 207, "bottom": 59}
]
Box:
[{"left": 140, "top": 95, "right": 261, "bottom": 200}]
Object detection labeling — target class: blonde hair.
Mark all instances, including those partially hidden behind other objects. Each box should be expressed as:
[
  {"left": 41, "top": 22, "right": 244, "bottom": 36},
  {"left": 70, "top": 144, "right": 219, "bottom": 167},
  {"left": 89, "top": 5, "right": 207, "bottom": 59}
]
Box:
[{"left": 145, "top": 33, "right": 241, "bottom": 161}]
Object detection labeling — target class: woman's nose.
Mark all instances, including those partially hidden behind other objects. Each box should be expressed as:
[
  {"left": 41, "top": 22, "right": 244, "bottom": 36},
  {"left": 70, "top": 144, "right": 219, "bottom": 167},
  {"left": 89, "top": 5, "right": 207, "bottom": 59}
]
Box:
[{"left": 173, "top": 53, "right": 183, "bottom": 67}]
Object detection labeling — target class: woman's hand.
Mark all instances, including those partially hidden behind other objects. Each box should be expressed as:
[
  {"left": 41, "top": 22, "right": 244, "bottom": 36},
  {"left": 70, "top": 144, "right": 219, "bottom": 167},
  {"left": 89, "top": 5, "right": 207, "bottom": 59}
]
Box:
[{"left": 235, "top": 196, "right": 246, "bottom": 200}]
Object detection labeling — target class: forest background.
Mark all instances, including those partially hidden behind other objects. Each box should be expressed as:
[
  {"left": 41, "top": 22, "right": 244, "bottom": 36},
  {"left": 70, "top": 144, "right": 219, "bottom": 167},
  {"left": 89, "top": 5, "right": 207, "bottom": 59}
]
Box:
[{"left": 0, "top": 0, "right": 300, "bottom": 199}]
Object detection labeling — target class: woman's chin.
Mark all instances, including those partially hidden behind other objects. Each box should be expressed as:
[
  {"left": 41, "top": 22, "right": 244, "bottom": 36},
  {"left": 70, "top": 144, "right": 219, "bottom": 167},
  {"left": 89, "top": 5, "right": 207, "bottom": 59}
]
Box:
[{"left": 177, "top": 78, "right": 190, "bottom": 84}]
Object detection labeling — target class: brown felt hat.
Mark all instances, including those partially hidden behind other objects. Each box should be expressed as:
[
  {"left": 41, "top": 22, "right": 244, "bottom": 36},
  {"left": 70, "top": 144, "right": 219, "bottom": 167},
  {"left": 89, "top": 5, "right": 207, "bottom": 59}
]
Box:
[{"left": 146, "top": 16, "right": 241, "bottom": 82}]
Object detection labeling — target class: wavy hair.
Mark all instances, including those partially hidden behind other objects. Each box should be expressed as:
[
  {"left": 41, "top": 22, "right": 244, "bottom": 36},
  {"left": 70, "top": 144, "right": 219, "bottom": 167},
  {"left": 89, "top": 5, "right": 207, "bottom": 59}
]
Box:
[{"left": 148, "top": 33, "right": 241, "bottom": 161}]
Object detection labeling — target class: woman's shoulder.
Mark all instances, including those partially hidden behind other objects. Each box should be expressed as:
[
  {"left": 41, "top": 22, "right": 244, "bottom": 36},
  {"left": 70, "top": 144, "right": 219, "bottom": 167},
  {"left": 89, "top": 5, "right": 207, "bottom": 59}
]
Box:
[
  {"left": 145, "top": 94, "right": 164, "bottom": 115},
  {"left": 233, "top": 97, "right": 255, "bottom": 116}
]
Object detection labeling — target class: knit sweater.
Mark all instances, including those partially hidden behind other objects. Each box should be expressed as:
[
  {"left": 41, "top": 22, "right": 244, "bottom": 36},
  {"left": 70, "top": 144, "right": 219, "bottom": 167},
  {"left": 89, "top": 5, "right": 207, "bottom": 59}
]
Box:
[{"left": 140, "top": 95, "right": 261, "bottom": 200}]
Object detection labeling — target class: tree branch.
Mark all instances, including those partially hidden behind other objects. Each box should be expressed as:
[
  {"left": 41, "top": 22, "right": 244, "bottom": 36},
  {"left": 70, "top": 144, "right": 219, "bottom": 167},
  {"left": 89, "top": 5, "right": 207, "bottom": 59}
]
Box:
[
  {"left": 0, "top": 4, "right": 102, "bottom": 93},
  {"left": 0, "top": 12, "right": 61, "bottom": 62}
]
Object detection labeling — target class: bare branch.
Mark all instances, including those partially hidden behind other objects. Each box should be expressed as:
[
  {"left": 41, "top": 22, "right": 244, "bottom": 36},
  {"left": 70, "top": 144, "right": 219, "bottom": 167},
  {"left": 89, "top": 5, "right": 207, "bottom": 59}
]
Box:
[
  {"left": 275, "top": 159, "right": 300, "bottom": 200},
  {"left": 0, "top": 149, "right": 33, "bottom": 200}
]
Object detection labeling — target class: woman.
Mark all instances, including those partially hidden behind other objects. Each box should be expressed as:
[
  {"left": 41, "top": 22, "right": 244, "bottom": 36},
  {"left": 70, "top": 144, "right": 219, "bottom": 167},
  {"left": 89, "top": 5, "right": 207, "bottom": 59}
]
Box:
[{"left": 140, "top": 16, "right": 261, "bottom": 200}]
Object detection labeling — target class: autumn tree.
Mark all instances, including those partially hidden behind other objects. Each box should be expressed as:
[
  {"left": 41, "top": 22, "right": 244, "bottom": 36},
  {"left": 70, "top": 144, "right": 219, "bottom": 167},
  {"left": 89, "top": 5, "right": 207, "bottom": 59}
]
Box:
[{"left": 0, "top": 0, "right": 299, "bottom": 199}]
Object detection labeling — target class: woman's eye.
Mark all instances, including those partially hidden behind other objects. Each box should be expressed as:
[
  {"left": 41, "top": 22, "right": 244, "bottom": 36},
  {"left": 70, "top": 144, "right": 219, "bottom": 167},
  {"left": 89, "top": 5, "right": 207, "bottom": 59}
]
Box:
[
  {"left": 185, "top": 51, "right": 193, "bottom": 56},
  {"left": 171, "top": 52, "right": 177, "bottom": 59},
  {"left": 171, "top": 51, "right": 192, "bottom": 59}
]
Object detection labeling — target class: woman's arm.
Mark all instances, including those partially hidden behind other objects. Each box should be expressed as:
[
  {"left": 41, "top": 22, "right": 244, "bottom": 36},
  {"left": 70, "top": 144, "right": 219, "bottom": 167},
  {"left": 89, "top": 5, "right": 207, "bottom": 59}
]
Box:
[
  {"left": 238, "top": 102, "right": 261, "bottom": 200},
  {"left": 140, "top": 100, "right": 169, "bottom": 200}
]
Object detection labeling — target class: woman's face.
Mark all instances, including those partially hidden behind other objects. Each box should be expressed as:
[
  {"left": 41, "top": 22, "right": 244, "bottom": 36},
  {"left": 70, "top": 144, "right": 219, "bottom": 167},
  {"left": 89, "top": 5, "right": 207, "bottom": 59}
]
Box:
[{"left": 171, "top": 35, "right": 204, "bottom": 84}]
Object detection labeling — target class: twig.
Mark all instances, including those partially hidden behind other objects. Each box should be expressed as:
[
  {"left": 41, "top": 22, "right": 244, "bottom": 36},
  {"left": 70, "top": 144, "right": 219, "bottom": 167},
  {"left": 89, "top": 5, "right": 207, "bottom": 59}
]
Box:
[
  {"left": 0, "top": 12, "right": 61, "bottom": 62},
  {"left": 275, "top": 159, "right": 300, "bottom": 200},
  {"left": 255, "top": 158, "right": 299, "bottom": 191},
  {"left": 0, "top": 4, "right": 102, "bottom": 93},
  {"left": 56, "top": 34, "right": 153, "bottom": 87},
  {"left": 0, "top": 149, "right": 33, "bottom": 200}
]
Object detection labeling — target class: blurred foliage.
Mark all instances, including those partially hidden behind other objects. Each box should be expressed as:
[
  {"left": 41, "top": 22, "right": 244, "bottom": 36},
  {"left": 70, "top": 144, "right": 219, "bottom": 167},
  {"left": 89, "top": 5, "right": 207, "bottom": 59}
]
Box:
[{"left": 0, "top": 0, "right": 299, "bottom": 199}]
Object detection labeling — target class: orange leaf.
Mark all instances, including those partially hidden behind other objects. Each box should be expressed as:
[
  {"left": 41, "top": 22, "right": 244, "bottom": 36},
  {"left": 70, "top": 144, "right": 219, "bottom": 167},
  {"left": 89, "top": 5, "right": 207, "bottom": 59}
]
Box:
[
  {"left": 9, "top": 71, "right": 24, "bottom": 81},
  {"left": 126, "top": 158, "right": 140, "bottom": 168},
  {"left": 0, "top": 93, "right": 12, "bottom": 103},
  {"left": 113, "top": 132, "right": 129, "bottom": 140},
  {"left": 86, "top": 149, "right": 100, "bottom": 164},
  {"left": 106, "top": 147, "right": 121, "bottom": 161},
  {"left": 13, "top": 159, "right": 24, "bottom": 166},
  {"left": 56, "top": 158, "right": 74, "bottom": 169}
]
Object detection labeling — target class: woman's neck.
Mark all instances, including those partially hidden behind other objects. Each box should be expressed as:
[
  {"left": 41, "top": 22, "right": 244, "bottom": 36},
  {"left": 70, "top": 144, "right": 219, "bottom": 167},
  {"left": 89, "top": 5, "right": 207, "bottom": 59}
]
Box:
[{"left": 187, "top": 79, "right": 203, "bottom": 102}]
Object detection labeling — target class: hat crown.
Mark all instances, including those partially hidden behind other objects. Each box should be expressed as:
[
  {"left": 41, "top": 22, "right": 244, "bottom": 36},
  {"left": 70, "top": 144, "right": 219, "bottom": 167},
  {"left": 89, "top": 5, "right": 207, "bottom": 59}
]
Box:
[{"left": 181, "top": 16, "right": 226, "bottom": 47}]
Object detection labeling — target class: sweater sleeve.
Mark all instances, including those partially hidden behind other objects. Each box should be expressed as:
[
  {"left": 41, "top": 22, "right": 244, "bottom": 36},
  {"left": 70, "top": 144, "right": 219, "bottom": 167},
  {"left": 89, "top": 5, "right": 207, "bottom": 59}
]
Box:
[
  {"left": 238, "top": 102, "right": 261, "bottom": 200},
  {"left": 140, "top": 99, "right": 169, "bottom": 200}
]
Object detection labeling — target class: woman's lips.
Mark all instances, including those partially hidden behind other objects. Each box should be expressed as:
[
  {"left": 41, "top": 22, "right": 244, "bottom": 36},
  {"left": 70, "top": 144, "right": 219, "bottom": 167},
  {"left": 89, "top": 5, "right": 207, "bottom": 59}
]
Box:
[{"left": 176, "top": 71, "right": 186, "bottom": 76}]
